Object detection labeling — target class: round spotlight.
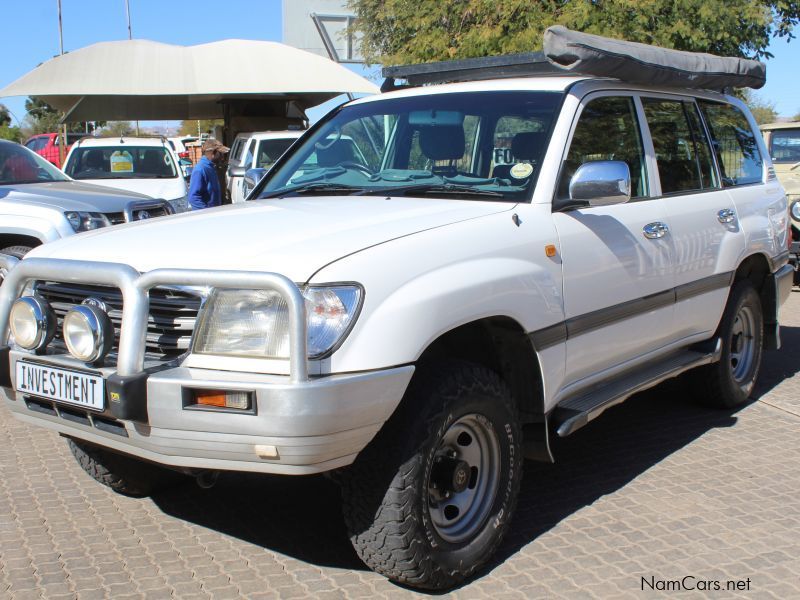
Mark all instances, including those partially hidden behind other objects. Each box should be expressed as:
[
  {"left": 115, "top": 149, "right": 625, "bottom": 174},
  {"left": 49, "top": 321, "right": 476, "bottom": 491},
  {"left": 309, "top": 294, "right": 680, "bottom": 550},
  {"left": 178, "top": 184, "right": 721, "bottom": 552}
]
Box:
[
  {"left": 791, "top": 201, "right": 800, "bottom": 221},
  {"left": 63, "top": 305, "right": 113, "bottom": 363},
  {"left": 10, "top": 296, "right": 55, "bottom": 351}
]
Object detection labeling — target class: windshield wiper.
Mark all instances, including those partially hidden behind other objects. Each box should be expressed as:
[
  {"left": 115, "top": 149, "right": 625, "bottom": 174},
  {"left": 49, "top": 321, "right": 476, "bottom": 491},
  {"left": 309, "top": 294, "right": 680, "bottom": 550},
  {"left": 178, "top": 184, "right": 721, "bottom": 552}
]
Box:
[
  {"left": 360, "top": 183, "right": 504, "bottom": 198},
  {"left": 261, "top": 182, "right": 364, "bottom": 198}
]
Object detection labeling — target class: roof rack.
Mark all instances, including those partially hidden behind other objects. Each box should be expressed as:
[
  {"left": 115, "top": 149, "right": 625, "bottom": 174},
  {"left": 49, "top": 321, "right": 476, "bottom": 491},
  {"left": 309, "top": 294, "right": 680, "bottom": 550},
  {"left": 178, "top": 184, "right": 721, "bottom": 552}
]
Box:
[
  {"left": 382, "top": 52, "right": 568, "bottom": 89},
  {"left": 380, "top": 26, "right": 766, "bottom": 93}
]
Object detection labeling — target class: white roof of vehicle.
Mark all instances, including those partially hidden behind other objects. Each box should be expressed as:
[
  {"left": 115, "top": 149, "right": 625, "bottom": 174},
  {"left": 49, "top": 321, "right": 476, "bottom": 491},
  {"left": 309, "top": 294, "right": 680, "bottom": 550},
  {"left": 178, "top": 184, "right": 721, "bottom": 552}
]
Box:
[
  {"left": 250, "top": 131, "right": 305, "bottom": 141},
  {"left": 74, "top": 137, "right": 172, "bottom": 148}
]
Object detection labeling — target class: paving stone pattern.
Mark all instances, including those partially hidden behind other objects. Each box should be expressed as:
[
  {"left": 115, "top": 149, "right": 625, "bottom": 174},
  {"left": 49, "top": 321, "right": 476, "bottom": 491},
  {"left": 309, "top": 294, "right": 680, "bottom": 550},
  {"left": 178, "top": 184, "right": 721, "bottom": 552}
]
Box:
[{"left": 1, "top": 293, "right": 799, "bottom": 599}]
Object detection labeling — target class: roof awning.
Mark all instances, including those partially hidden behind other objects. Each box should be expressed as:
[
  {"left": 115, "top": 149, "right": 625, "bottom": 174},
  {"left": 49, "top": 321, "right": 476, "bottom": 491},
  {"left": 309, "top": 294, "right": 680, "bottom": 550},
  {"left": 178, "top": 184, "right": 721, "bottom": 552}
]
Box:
[{"left": 0, "top": 39, "right": 378, "bottom": 121}]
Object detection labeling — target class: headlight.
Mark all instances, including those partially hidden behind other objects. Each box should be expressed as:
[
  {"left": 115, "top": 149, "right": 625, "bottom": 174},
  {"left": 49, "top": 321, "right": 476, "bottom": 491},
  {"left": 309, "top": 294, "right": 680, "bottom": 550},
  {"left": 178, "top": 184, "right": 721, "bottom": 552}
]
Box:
[
  {"left": 63, "top": 305, "right": 113, "bottom": 363},
  {"left": 64, "top": 211, "right": 111, "bottom": 232},
  {"left": 791, "top": 200, "right": 800, "bottom": 221},
  {"left": 10, "top": 296, "right": 56, "bottom": 351},
  {"left": 193, "top": 285, "right": 363, "bottom": 359}
]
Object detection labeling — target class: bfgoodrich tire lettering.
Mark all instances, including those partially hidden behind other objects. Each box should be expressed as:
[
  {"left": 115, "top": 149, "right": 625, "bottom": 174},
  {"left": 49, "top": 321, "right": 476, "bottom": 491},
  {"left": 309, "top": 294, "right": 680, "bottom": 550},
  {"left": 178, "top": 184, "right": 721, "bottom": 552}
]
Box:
[{"left": 340, "top": 362, "right": 522, "bottom": 590}]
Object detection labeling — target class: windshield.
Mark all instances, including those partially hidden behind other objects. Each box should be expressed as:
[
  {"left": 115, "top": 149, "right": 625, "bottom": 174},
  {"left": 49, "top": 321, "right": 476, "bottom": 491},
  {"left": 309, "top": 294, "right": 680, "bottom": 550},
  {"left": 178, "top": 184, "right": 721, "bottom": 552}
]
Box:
[
  {"left": 257, "top": 91, "right": 562, "bottom": 201},
  {"left": 770, "top": 129, "right": 800, "bottom": 164},
  {"left": 256, "top": 138, "right": 297, "bottom": 169},
  {"left": 65, "top": 145, "right": 178, "bottom": 180},
  {"left": 0, "top": 142, "right": 69, "bottom": 185}
]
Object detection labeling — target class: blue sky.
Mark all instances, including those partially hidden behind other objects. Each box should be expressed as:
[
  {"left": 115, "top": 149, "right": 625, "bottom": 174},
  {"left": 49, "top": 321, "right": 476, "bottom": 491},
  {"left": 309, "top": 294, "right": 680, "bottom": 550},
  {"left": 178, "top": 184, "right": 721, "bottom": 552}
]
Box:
[{"left": 1, "top": 0, "right": 798, "bottom": 128}]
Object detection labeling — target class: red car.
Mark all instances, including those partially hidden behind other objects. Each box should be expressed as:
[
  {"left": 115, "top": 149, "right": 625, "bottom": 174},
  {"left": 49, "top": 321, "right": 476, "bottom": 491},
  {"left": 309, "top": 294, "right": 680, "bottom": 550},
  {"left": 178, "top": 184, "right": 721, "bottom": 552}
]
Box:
[{"left": 24, "top": 133, "right": 86, "bottom": 168}]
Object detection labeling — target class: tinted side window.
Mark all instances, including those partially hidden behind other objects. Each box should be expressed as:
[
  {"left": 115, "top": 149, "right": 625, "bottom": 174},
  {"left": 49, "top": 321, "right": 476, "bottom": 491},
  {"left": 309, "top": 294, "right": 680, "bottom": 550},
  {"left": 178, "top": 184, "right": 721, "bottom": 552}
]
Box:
[
  {"left": 642, "top": 99, "right": 718, "bottom": 194},
  {"left": 558, "top": 96, "right": 647, "bottom": 199},
  {"left": 699, "top": 101, "right": 763, "bottom": 186},
  {"left": 770, "top": 128, "right": 800, "bottom": 163}
]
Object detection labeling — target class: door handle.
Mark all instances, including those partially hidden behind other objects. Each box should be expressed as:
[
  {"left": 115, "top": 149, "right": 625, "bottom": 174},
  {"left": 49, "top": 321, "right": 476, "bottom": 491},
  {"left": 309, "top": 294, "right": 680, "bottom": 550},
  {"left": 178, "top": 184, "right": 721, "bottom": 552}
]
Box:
[
  {"left": 643, "top": 222, "right": 669, "bottom": 239},
  {"left": 717, "top": 208, "right": 736, "bottom": 224}
]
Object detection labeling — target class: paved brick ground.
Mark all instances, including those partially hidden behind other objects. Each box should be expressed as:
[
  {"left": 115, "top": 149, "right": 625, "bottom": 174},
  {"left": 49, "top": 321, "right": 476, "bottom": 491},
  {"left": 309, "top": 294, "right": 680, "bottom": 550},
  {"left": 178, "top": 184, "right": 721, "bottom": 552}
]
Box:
[{"left": 1, "top": 294, "right": 799, "bottom": 599}]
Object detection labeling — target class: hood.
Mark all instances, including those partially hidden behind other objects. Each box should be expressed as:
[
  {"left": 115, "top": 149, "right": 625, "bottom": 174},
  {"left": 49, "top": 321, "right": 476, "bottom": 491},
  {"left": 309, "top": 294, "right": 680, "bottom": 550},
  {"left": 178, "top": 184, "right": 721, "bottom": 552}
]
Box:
[
  {"left": 29, "top": 197, "right": 514, "bottom": 281},
  {"left": 73, "top": 177, "right": 187, "bottom": 201},
  {"left": 0, "top": 180, "right": 153, "bottom": 213}
]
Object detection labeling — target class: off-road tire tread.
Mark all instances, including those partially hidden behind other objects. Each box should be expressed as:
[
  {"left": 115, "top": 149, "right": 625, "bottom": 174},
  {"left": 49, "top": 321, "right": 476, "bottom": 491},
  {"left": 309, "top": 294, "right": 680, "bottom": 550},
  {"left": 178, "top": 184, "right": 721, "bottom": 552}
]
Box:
[
  {"left": 67, "top": 437, "right": 178, "bottom": 497},
  {"left": 0, "top": 245, "right": 33, "bottom": 259},
  {"left": 690, "top": 280, "right": 763, "bottom": 408},
  {"left": 340, "top": 362, "right": 520, "bottom": 590}
]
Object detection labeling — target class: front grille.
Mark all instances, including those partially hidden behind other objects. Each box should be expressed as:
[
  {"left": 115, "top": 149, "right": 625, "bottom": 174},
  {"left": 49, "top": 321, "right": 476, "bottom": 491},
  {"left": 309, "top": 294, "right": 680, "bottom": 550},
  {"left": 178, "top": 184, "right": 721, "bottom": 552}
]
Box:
[
  {"left": 131, "top": 205, "right": 170, "bottom": 220},
  {"left": 36, "top": 282, "right": 202, "bottom": 360},
  {"left": 105, "top": 212, "right": 126, "bottom": 225}
]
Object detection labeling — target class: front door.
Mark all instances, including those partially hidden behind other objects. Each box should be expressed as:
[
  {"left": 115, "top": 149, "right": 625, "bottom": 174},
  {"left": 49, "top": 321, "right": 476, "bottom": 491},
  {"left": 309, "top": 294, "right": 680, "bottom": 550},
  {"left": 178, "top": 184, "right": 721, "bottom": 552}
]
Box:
[{"left": 552, "top": 94, "right": 674, "bottom": 392}]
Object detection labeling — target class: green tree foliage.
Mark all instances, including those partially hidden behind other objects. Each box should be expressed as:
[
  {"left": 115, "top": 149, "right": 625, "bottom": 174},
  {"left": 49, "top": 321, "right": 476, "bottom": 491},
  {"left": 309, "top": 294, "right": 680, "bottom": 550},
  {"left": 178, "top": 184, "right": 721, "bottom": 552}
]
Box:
[
  {"left": 739, "top": 89, "right": 779, "bottom": 124},
  {"left": 0, "top": 125, "right": 22, "bottom": 142},
  {"left": 178, "top": 119, "right": 223, "bottom": 136},
  {"left": 0, "top": 104, "right": 11, "bottom": 127},
  {"left": 349, "top": 0, "right": 799, "bottom": 65},
  {"left": 101, "top": 121, "right": 134, "bottom": 137},
  {"left": 23, "top": 97, "right": 105, "bottom": 135}
]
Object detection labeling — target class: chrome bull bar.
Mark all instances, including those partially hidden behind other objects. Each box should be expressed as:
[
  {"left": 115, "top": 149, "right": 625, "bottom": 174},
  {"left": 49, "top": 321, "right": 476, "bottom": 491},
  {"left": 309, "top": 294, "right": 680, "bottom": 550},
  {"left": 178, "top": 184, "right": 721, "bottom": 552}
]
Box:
[{"left": 0, "top": 257, "right": 308, "bottom": 383}]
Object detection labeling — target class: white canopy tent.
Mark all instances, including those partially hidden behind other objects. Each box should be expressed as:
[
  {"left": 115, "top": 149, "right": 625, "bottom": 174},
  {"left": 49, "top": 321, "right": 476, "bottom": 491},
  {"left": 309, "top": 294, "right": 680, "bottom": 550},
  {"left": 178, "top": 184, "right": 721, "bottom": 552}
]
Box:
[{"left": 0, "top": 38, "right": 378, "bottom": 131}]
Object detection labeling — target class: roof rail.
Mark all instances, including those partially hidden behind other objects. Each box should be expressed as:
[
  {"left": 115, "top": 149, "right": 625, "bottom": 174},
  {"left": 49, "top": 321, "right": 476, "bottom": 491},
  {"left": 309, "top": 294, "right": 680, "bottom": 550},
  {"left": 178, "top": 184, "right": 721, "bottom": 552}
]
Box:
[{"left": 381, "top": 52, "right": 568, "bottom": 90}]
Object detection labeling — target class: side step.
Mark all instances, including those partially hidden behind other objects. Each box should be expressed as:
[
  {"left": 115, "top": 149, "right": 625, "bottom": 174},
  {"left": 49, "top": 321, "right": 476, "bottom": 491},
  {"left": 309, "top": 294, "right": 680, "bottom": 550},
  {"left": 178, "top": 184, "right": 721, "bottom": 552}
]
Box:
[{"left": 553, "top": 340, "right": 721, "bottom": 437}]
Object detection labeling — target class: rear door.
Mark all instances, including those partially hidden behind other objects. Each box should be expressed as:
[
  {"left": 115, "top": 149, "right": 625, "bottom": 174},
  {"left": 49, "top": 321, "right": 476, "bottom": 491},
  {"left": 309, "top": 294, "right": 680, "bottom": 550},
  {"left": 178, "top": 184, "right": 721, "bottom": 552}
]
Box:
[
  {"left": 640, "top": 96, "right": 743, "bottom": 341},
  {"left": 552, "top": 94, "right": 675, "bottom": 388}
]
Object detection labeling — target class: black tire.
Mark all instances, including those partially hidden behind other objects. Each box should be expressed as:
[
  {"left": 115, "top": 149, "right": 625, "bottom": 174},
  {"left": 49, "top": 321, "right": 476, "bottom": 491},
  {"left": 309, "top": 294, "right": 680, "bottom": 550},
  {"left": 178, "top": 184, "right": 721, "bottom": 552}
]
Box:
[
  {"left": 340, "top": 362, "right": 522, "bottom": 590},
  {"left": 67, "top": 437, "right": 183, "bottom": 497},
  {"left": 0, "top": 245, "right": 33, "bottom": 284},
  {"left": 689, "top": 280, "right": 763, "bottom": 408},
  {"left": 1, "top": 245, "right": 33, "bottom": 259}
]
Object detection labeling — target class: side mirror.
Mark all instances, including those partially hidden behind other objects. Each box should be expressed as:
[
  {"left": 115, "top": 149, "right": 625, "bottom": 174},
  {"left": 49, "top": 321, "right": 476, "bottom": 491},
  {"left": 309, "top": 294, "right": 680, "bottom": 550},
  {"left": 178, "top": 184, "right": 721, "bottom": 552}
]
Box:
[
  {"left": 183, "top": 166, "right": 193, "bottom": 181},
  {"left": 228, "top": 165, "right": 247, "bottom": 179},
  {"left": 568, "top": 160, "right": 631, "bottom": 207},
  {"left": 243, "top": 168, "right": 267, "bottom": 199}
]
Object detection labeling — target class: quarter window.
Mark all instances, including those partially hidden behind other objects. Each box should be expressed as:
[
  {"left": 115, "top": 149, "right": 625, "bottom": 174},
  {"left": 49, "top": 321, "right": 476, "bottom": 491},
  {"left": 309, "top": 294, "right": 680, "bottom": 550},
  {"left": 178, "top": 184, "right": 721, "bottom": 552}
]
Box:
[
  {"left": 698, "top": 101, "right": 763, "bottom": 187},
  {"left": 642, "top": 99, "right": 718, "bottom": 194},
  {"left": 558, "top": 96, "right": 647, "bottom": 199}
]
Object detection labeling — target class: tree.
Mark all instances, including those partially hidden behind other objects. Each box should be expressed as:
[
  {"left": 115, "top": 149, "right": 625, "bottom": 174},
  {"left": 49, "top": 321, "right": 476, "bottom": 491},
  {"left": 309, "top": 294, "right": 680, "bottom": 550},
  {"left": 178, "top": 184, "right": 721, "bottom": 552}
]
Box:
[
  {"left": 178, "top": 119, "right": 223, "bottom": 136},
  {"left": 0, "top": 104, "right": 11, "bottom": 127},
  {"left": 0, "top": 125, "right": 22, "bottom": 142},
  {"left": 23, "top": 97, "right": 104, "bottom": 135},
  {"left": 348, "top": 0, "right": 800, "bottom": 66},
  {"left": 101, "top": 121, "right": 134, "bottom": 137},
  {"left": 740, "top": 90, "right": 779, "bottom": 124}
]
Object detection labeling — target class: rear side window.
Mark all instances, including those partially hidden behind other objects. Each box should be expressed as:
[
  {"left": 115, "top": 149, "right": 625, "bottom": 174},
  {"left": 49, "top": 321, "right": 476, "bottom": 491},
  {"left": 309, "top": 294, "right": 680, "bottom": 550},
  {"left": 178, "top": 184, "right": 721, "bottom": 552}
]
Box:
[
  {"left": 642, "top": 99, "right": 718, "bottom": 194},
  {"left": 243, "top": 139, "right": 257, "bottom": 168},
  {"left": 558, "top": 96, "right": 648, "bottom": 199},
  {"left": 25, "top": 137, "right": 49, "bottom": 152},
  {"left": 698, "top": 101, "right": 763, "bottom": 186}
]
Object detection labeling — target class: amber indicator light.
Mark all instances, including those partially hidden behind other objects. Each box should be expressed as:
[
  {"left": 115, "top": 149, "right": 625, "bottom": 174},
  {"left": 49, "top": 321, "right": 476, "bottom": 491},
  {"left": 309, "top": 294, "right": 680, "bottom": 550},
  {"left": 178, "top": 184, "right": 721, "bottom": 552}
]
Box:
[{"left": 545, "top": 244, "right": 557, "bottom": 257}]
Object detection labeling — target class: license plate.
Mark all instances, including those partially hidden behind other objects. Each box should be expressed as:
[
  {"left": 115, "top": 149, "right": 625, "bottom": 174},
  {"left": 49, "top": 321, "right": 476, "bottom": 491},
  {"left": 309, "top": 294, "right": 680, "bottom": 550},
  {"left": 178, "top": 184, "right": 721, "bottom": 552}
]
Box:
[{"left": 15, "top": 361, "right": 105, "bottom": 411}]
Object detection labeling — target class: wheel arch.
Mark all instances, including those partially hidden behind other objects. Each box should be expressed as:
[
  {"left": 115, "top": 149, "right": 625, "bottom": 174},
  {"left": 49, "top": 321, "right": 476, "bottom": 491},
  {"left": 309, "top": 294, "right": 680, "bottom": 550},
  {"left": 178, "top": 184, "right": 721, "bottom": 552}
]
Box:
[
  {"left": 414, "top": 316, "right": 553, "bottom": 462},
  {"left": 0, "top": 233, "right": 43, "bottom": 252},
  {"left": 733, "top": 252, "right": 780, "bottom": 350}
]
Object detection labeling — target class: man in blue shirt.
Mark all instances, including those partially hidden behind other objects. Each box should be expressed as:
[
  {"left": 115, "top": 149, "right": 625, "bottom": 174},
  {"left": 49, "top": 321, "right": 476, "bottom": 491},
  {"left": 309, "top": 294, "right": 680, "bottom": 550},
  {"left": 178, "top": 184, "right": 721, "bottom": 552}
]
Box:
[{"left": 188, "top": 139, "right": 229, "bottom": 210}]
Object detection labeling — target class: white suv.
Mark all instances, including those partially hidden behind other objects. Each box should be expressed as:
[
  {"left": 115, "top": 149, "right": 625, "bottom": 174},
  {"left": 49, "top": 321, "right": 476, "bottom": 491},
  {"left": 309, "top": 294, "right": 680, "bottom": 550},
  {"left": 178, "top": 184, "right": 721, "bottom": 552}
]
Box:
[
  {"left": 226, "top": 130, "right": 303, "bottom": 203},
  {"left": 63, "top": 137, "right": 189, "bottom": 212},
  {"left": 0, "top": 28, "right": 792, "bottom": 590}
]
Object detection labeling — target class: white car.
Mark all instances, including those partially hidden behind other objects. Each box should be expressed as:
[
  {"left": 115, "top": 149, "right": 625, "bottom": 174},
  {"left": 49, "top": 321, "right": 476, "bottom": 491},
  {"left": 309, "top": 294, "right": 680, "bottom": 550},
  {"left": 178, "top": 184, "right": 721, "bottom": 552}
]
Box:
[
  {"left": 63, "top": 137, "right": 189, "bottom": 212},
  {"left": 226, "top": 130, "right": 303, "bottom": 203},
  {"left": 0, "top": 27, "right": 793, "bottom": 590}
]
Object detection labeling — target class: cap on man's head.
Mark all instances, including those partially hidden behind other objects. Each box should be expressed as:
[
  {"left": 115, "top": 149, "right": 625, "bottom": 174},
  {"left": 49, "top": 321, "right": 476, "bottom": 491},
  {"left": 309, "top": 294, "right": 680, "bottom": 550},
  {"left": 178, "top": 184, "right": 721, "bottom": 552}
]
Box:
[{"left": 202, "top": 139, "right": 230, "bottom": 154}]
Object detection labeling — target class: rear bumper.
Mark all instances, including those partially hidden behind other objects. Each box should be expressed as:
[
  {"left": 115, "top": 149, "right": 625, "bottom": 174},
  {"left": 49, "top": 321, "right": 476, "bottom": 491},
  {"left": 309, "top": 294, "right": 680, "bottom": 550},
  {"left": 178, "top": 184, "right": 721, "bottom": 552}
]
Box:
[{"left": 3, "top": 351, "right": 414, "bottom": 475}]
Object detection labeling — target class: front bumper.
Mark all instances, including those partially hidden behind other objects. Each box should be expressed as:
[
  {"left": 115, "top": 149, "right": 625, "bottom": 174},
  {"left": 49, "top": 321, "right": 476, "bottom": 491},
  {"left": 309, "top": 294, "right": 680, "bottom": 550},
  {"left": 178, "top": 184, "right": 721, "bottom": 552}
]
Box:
[
  {"left": 2, "top": 348, "right": 414, "bottom": 474},
  {"left": 0, "top": 256, "right": 414, "bottom": 474}
]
